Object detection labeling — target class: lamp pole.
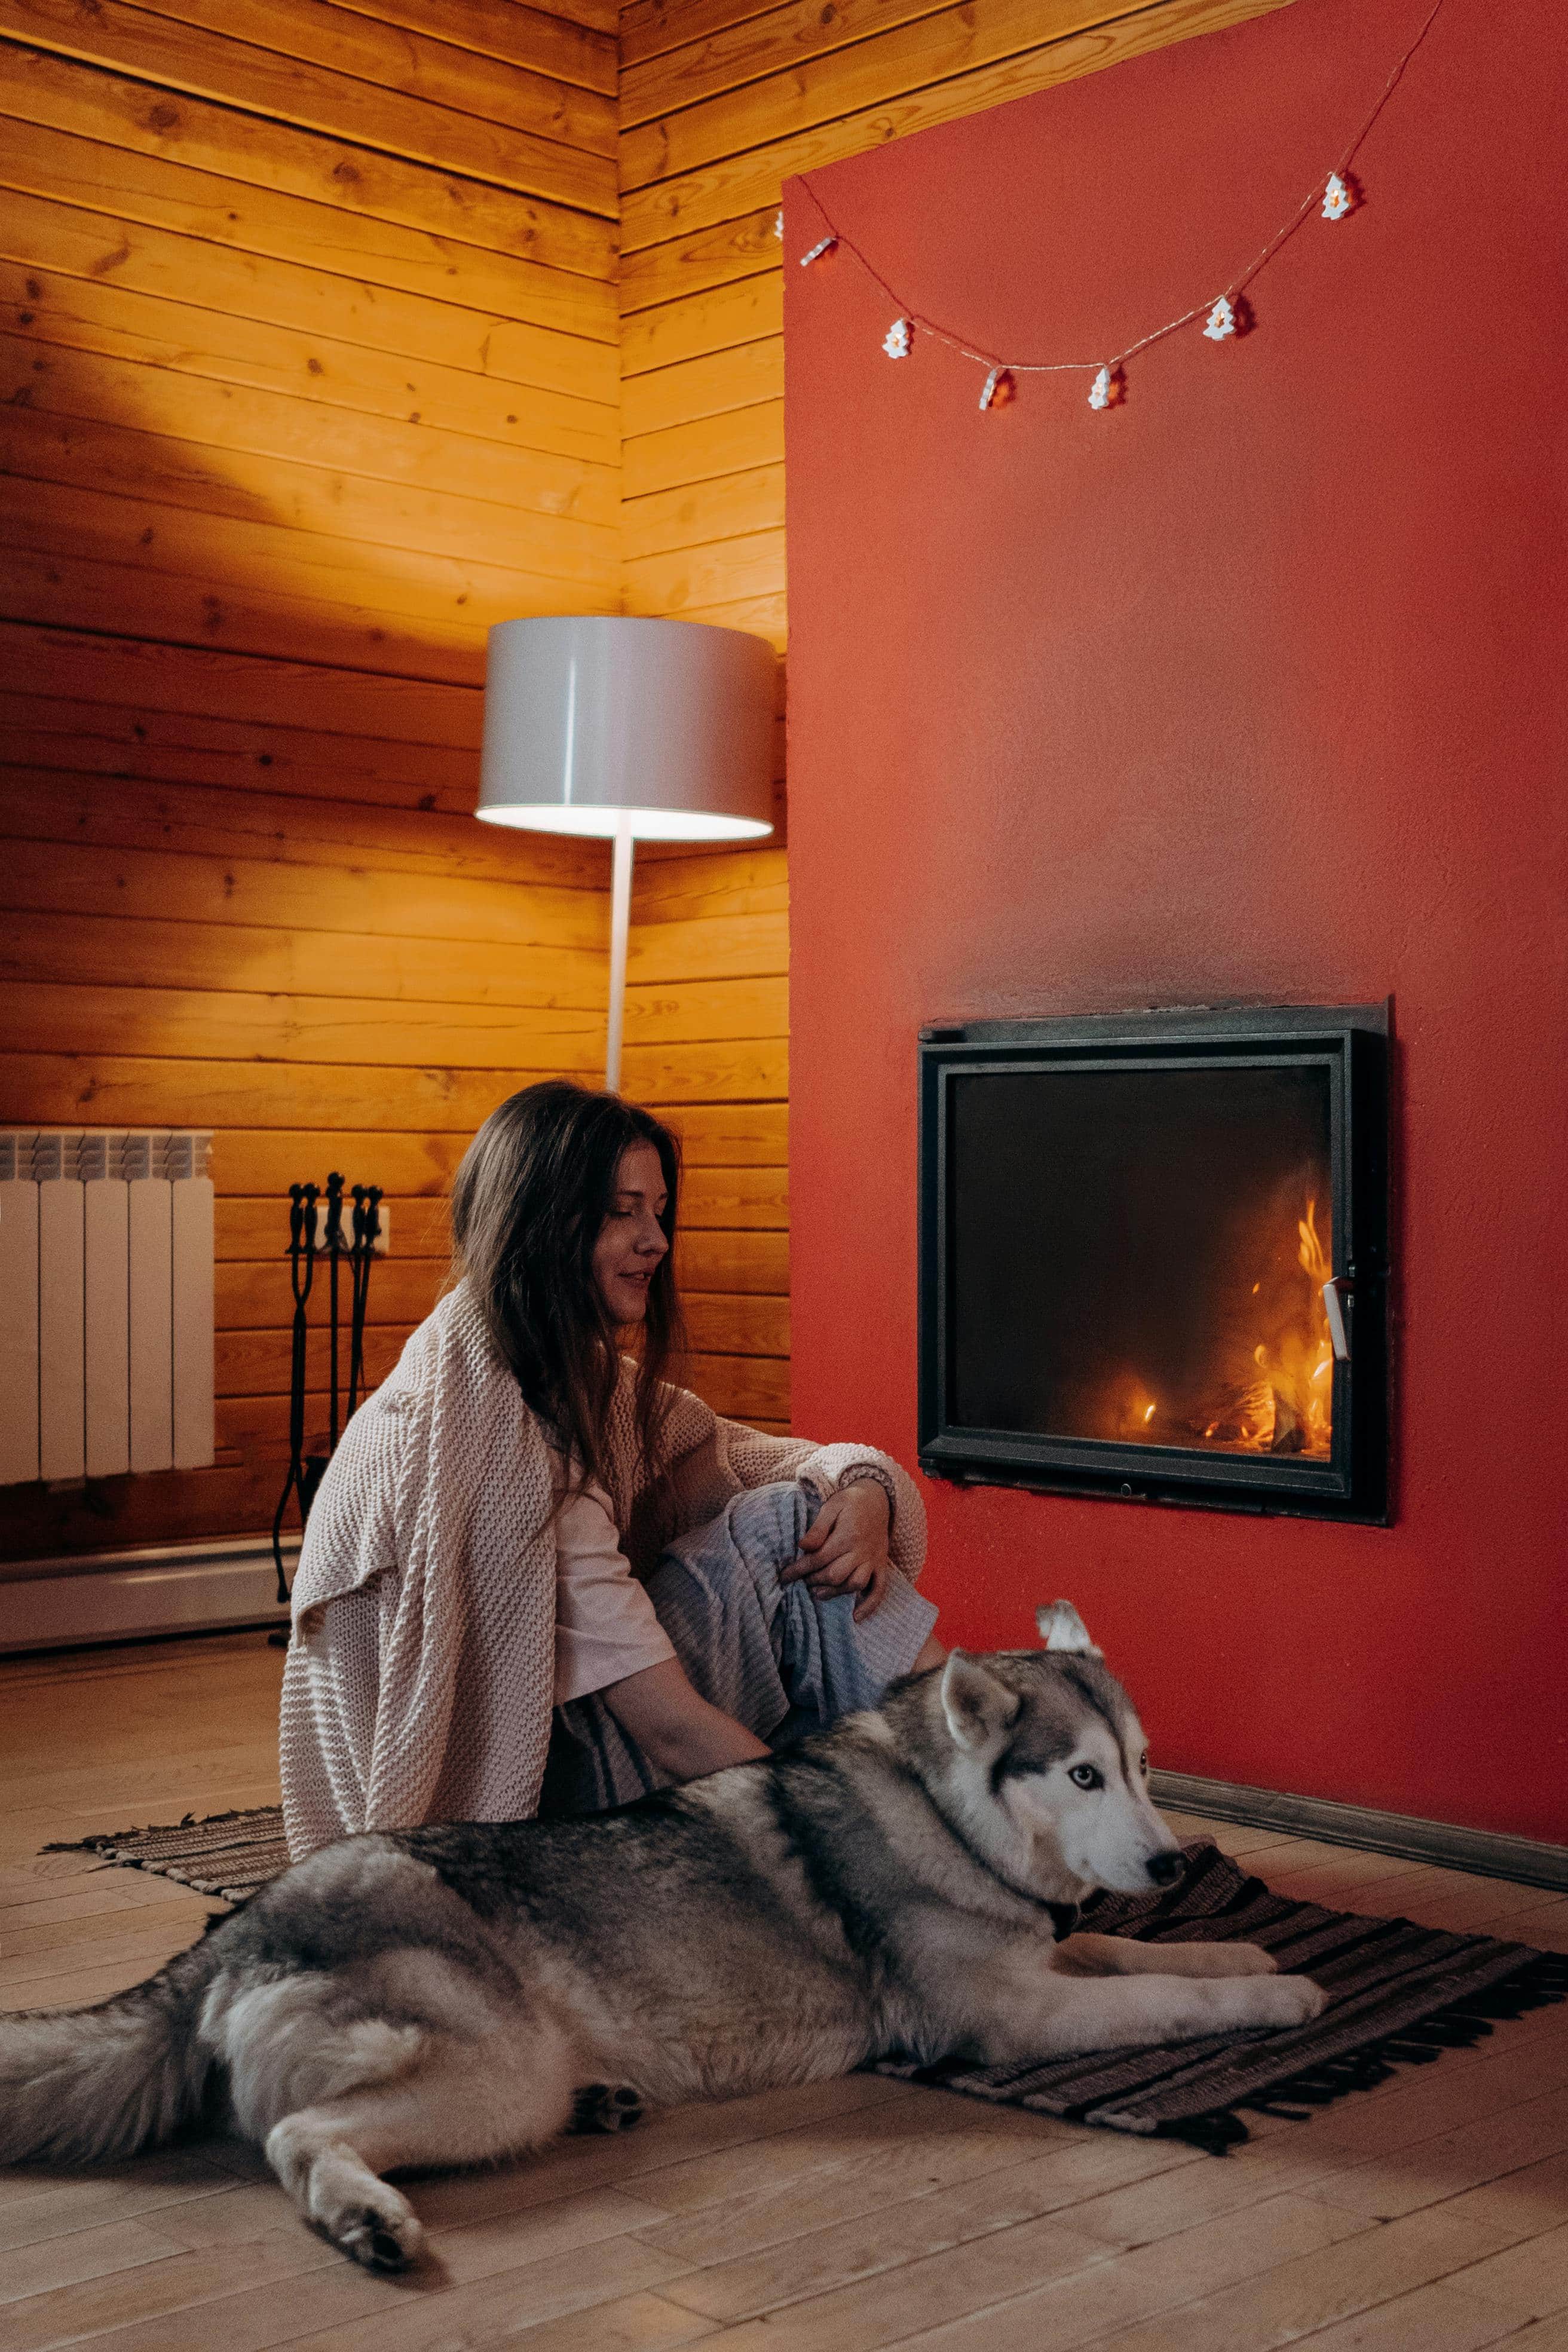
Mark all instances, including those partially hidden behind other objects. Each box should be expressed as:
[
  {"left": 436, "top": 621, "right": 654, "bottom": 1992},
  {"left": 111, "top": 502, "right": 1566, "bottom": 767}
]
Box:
[{"left": 605, "top": 811, "right": 634, "bottom": 1093}]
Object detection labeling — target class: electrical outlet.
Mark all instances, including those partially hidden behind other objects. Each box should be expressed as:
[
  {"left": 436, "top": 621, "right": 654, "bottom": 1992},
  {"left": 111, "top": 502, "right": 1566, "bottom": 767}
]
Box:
[{"left": 309, "top": 1200, "right": 390, "bottom": 1255}]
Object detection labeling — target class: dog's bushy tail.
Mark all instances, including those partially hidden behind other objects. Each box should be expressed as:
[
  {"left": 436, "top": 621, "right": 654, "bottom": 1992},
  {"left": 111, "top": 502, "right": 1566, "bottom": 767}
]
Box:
[{"left": 0, "top": 1934, "right": 222, "bottom": 2163}]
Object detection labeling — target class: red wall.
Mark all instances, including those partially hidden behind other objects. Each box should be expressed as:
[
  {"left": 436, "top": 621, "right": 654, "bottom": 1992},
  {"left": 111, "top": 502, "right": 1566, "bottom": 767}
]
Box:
[{"left": 784, "top": 0, "right": 1567, "bottom": 1842}]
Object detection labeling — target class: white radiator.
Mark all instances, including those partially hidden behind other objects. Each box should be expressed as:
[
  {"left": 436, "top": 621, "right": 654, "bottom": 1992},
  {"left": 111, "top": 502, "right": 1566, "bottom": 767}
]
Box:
[{"left": 0, "top": 1129, "right": 215, "bottom": 1486}]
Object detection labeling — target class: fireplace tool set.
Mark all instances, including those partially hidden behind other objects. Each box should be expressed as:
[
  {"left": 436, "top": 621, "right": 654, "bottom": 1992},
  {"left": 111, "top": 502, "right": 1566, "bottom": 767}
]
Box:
[{"left": 271, "top": 1173, "right": 383, "bottom": 1612}]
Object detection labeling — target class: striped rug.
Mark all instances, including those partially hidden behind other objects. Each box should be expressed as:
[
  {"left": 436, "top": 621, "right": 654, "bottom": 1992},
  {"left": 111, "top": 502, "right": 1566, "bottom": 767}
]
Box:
[
  {"left": 54, "top": 1812, "right": 1564, "bottom": 2149},
  {"left": 55, "top": 1806, "right": 291, "bottom": 1903},
  {"left": 878, "top": 1840, "right": 1566, "bottom": 2148}
]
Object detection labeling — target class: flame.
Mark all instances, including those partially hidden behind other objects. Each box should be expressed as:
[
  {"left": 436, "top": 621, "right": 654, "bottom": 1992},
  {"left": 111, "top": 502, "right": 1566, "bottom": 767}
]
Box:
[
  {"left": 1114, "top": 1192, "right": 1335, "bottom": 1459},
  {"left": 1103, "top": 1372, "right": 1162, "bottom": 1440},
  {"left": 1200, "top": 1196, "right": 1334, "bottom": 1456}
]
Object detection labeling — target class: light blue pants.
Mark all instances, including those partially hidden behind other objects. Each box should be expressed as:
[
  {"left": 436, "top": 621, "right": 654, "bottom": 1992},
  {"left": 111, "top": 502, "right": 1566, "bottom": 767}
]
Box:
[{"left": 540, "top": 1480, "right": 938, "bottom": 1815}]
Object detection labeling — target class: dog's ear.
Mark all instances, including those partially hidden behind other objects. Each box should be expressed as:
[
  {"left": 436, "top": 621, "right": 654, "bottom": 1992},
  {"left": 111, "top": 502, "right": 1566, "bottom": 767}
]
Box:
[
  {"left": 940, "top": 1651, "right": 1021, "bottom": 1753},
  {"left": 1036, "top": 1600, "right": 1103, "bottom": 1658}
]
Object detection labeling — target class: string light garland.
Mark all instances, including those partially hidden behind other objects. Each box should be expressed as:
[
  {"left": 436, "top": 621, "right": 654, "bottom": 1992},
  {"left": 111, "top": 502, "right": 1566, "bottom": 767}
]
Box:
[{"left": 793, "top": 0, "right": 1447, "bottom": 416}]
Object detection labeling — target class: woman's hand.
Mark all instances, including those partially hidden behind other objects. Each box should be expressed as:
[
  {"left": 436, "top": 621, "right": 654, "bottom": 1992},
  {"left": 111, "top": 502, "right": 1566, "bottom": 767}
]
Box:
[{"left": 781, "top": 1480, "right": 894, "bottom": 1621}]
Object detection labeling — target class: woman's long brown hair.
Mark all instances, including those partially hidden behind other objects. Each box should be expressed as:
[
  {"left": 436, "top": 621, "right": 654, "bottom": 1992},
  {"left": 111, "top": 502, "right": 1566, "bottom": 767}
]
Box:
[{"left": 450, "top": 1081, "right": 684, "bottom": 1499}]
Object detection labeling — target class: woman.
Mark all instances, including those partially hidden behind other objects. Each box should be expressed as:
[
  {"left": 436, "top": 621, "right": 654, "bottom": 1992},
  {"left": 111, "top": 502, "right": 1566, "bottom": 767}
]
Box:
[{"left": 280, "top": 1082, "right": 942, "bottom": 1859}]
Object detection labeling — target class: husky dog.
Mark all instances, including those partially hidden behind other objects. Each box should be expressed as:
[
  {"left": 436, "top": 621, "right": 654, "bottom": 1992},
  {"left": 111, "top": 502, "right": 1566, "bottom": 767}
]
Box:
[{"left": 0, "top": 1604, "right": 1324, "bottom": 2270}]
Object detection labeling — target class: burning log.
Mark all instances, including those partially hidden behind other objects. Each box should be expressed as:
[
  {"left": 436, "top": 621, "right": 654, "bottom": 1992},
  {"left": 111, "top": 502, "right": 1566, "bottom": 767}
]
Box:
[
  {"left": 1269, "top": 1392, "right": 1306, "bottom": 1455},
  {"left": 1097, "top": 1193, "right": 1336, "bottom": 1460}
]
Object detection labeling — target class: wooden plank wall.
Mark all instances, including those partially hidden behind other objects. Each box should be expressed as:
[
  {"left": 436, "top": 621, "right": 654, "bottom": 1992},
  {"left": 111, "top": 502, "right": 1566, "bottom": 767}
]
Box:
[
  {"left": 630, "top": 846, "right": 791, "bottom": 1434},
  {"left": 0, "top": 0, "right": 1304, "bottom": 1560},
  {"left": 614, "top": 0, "right": 1298, "bottom": 1446},
  {"left": 0, "top": 618, "right": 611, "bottom": 1560},
  {"left": 0, "top": 0, "right": 622, "bottom": 1560},
  {"left": 1, "top": 0, "right": 622, "bottom": 672}
]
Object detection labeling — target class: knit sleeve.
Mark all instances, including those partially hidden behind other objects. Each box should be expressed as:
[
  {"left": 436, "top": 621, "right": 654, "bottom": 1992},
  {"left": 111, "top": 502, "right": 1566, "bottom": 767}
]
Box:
[
  {"left": 714, "top": 1420, "right": 929, "bottom": 1584},
  {"left": 287, "top": 1382, "right": 404, "bottom": 1625},
  {"left": 280, "top": 1390, "right": 406, "bottom": 1858},
  {"left": 283, "top": 1285, "right": 558, "bottom": 1852}
]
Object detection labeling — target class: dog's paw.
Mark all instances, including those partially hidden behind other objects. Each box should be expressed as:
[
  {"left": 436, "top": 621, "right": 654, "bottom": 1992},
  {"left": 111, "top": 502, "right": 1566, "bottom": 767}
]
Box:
[
  {"left": 296, "top": 2140, "right": 425, "bottom": 2272},
  {"left": 1247, "top": 1973, "right": 1328, "bottom": 2030},
  {"left": 1200, "top": 1942, "right": 1279, "bottom": 1977},
  {"left": 571, "top": 2082, "right": 645, "bottom": 2135},
  {"left": 332, "top": 2194, "right": 424, "bottom": 2273}
]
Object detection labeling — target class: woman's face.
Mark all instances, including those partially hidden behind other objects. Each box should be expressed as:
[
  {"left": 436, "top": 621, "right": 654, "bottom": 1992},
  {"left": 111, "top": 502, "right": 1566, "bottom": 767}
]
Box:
[{"left": 592, "top": 1142, "right": 670, "bottom": 1324}]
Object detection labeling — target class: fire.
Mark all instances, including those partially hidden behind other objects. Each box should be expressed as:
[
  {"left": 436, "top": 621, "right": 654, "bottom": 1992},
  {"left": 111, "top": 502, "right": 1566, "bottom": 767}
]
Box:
[
  {"left": 1103, "top": 1372, "right": 1162, "bottom": 1441},
  {"left": 1202, "top": 1195, "right": 1334, "bottom": 1456},
  {"left": 1107, "top": 1192, "right": 1336, "bottom": 1459}
]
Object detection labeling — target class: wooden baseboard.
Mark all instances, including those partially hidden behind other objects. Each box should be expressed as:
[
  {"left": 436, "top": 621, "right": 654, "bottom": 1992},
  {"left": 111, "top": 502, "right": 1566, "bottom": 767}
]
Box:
[
  {"left": 0, "top": 1536, "right": 294, "bottom": 1652},
  {"left": 1152, "top": 1768, "right": 1568, "bottom": 1894}
]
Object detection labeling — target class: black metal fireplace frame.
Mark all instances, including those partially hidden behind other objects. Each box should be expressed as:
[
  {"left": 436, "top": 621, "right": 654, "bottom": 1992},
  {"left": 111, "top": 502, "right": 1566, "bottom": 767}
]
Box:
[{"left": 917, "top": 1003, "right": 1391, "bottom": 1523}]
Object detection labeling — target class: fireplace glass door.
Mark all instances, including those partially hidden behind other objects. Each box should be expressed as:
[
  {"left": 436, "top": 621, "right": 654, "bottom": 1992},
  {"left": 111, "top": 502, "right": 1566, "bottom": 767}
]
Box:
[{"left": 919, "top": 1007, "right": 1388, "bottom": 1520}]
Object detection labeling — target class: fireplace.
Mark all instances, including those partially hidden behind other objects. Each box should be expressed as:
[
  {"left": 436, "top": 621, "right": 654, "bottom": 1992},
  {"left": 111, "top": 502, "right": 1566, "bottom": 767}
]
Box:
[{"left": 917, "top": 1005, "right": 1389, "bottom": 1521}]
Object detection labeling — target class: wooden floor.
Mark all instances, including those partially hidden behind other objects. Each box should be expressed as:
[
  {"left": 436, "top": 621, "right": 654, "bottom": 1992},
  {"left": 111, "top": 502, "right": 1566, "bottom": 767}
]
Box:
[{"left": 2, "top": 1635, "right": 1567, "bottom": 2352}]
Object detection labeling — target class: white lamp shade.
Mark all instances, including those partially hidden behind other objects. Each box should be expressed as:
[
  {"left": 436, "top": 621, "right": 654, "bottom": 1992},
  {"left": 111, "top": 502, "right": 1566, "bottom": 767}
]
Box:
[{"left": 478, "top": 615, "right": 776, "bottom": 841}]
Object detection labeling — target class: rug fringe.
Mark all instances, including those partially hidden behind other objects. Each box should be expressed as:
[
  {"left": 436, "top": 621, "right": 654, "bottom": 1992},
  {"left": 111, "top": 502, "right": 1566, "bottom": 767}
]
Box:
[
  {"left": 42, "top": 1806, "right": 274, "bottom": 1854},
  {"left": 1160, "top": 1953, "right": 1568, "bottom": 2152}
]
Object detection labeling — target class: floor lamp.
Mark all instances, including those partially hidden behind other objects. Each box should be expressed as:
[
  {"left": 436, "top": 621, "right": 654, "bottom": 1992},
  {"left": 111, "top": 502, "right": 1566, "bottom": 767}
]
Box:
[{"left": 477, "top": 617, "right": 777, "bottom": 1091}]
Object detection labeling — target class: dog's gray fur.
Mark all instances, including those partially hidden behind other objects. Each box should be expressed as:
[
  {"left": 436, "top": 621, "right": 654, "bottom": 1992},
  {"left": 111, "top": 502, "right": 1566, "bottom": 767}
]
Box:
[{"left": 0, "top": 1604, "right": 1324, "bottom": 2270}]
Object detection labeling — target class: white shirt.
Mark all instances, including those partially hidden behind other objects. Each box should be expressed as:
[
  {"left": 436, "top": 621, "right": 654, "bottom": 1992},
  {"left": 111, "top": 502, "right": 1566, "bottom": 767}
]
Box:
[{"left": 551, "top": 1470, "right": 676, "bottom": 1705}]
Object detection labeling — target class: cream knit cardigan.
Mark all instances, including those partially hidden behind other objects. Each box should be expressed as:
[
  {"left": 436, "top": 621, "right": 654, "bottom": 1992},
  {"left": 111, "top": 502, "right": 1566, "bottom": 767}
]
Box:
[{"left": 280, "top": 1282, "right": 925, "bottom": 1859}]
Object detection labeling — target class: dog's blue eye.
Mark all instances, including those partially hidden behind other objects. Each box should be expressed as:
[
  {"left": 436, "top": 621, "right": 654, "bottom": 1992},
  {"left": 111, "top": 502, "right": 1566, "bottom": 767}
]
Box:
[{"left": 1068, "top": 1765, "right": 1103, "bottom": 1790}]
